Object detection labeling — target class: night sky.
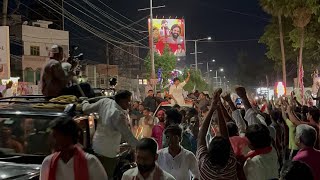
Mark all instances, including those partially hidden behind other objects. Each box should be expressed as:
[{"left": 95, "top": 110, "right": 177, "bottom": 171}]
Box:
[
  {"left": 103, "top": 0, "right": 271, "bottom": 78},
  {"left": 7, "top": 0, "right": 271, "bottom": 81}
]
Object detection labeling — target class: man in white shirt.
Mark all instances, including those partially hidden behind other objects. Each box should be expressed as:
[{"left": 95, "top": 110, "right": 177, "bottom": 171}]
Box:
[
  {"left": 2, "top": 80, "right": 13, "bottom": 97},
  {"left": 122, "top": 138, "right": 175, "bottom": 180},
  {"left": 157, "top": 125, "right": 199, "bottom": 180},
  {"left": 82, "top": 90, "right": 139, "bottom": 179},
  {"left": 169, "top": 72, "right": 190, "bottom": 105},
  {"left": 243, "top": 124, "right": 279, "bottom": 180},
  {"left": 139, "top": 108, "right": 155, "bottom": 139},
  {"left": 40, "top": 116, "right": 107, "bottom": 180}
]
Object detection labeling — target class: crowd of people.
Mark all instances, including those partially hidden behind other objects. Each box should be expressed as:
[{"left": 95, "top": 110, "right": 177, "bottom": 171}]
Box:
[
  {"left": 35, "top": 44, "right": 320, "bottom": 180},
  {"left": 37, "top": 85, "right": 320, "bottom": 180}
]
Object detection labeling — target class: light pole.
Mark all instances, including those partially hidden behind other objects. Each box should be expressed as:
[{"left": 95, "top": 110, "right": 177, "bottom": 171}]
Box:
[
  {"left": 186, "top": 37, "right": 211, "bottom": 71},
  {"left": 215, "top": 68, "right": 224, "bottom": 87},
  {"left": 207, "top": 59, "right": 215, "bottom": 80}
]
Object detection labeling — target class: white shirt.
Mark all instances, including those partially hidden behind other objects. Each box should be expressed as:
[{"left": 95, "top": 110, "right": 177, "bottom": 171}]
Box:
[
  {"left": 40, "top": 153, "right": 108, "bottom": 180},
  {"left": 157, "top": 147, "right": 200, "bottom": 180},
  {"left": 139, "top": 116, "right": 155, "bottom": 138},
  {"left": 2, "top": 88, "right": 13, "bottom": 97},
  {"left": 169, "top": 81, "right": 186, "bottom": 105},
  {"left": 82, "top": 98, "right": 138, "bottom": 158},
  {"left": 232, "top": 109, "right": 247, "bottom": 135},
  {"left": 243, "top": 147, "right": 279, "bottom": 180},
  {"left": 122, "top": 164, "right": 175, "bottom": 180}
]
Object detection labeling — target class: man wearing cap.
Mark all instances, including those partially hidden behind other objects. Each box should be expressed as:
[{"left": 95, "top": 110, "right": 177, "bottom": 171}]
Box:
[{"left": 41, "top": 45, "right": 74, "bottom": 97}]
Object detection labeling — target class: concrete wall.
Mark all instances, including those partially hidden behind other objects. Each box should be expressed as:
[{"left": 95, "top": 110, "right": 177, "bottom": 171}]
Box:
[
  {"left": 19, "top": 24, "right": 69, "bottom": 84},
  {"left": 22, "top": 25, "right": 69, "bottom": 57}
]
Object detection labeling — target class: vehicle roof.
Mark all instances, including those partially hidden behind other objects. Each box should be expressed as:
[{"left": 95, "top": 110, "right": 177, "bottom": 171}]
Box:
[
  {"left": 0, "top": 161, "right": 40, "bottom": 179},
  {"left": 160, "top": 104, "right": 193, "bottom": 108},
  {"left": 0, "top": 96, "right": 70, "bottom": 117}
]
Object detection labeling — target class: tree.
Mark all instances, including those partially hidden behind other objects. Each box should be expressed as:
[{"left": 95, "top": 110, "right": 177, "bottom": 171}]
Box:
[
  {"left": 259, "top": 0, "right": 291, "bottom": 86},
  {"left": 178, "top": 68, "right": 209, "bottom": 92},
  {"left": 144, "top": 45, "right": 177, "bottom": 81},
  {"left": 289, "top": 1, "right": 319, "bottom": 88},
  {"left": 260, "top": 1, "right": 320, "bottom": 87}
]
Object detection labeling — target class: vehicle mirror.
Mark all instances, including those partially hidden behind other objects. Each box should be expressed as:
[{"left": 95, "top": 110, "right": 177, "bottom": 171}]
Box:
[{"left": 64, "top": 104, "right": 76, "bottom": 116}]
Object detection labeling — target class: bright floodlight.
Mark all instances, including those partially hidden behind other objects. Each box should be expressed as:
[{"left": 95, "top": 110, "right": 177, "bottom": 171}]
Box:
[
  {"left": 207, "top": 37, "right": 212, "bottom": 40},
  {"left": 220, "top": 68, "right": 224, "bottom": 72},
  {"left": 210, "top": 70, "right": 213, "bottom": 72},
  {"left": 212, "top": 59, "right": 216, "bottom": 62}
]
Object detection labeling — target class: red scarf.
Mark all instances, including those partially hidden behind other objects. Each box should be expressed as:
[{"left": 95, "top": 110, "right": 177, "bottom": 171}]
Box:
[
  {"left": 48, "top": 146, "right": 89, "bottom": 180},
  {"left": 245, "top": 146, "right": 272, "bottom": 160}
]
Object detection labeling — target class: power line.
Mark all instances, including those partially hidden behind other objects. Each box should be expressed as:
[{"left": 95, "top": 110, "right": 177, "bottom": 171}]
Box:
[
  {"left": 96, "top": 0, "right": 147, "bottom": 29},
  {"left": 79, "top": 0, "right": 147, "bottom": 38},
  {"left": 200, "top": 38, "right": 260, "bottom": 43},
  {"left": 64, "top": 0, "right": 149, "bottom": 47},
  {"left": 37, "top": 0, "right": 148, "bottom": 62},
  {"left": 222, "top": 8, "right": 270, "bottom": 22}
]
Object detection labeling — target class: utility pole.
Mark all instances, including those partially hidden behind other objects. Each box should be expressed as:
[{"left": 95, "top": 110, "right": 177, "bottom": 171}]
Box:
[
  {"left": 138, "top": 1, "right": 165, "bottom": 90},
  {"left": 149, "top": 0, "right": 155, "bottom": 81},
  {"left": 62, "top": 0, "right": 65, "bottom": 30},
  {"left": 2, "top": 0, "right": 9, "bottom": 26},
  {"left": 195, "top": 41, "right": 198, "bottom": 71},
  {"left": 206, "top": 62, "right": 209, "bottom": 80}
]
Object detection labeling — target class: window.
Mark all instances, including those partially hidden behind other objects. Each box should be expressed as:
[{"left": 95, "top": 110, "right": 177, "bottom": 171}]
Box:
[
  {"left": 30, "top": 46, "right": 40, "bottom": 56},
  {"left": 24, "top": 68, "right": 34, "bottom": 83},
  {"left": 100, "top": 78, "right": 105, "bottom": 85},
  {"left": 35, "top": 68, "right": 41, "bottom": 84}
]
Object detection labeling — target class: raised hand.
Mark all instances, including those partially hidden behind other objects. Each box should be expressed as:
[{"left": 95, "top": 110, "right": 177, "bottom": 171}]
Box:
[
  {"left": 221, "top": 92, "right": 232, "bottom": 102},
  {"left": 235, "top": 86, "right": 247, "bottom": 99}
]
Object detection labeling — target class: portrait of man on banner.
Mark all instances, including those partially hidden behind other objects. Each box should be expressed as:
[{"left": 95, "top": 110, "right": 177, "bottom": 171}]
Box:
[{"left": 149, "top": 19, "right": 186, "bottom": 57}]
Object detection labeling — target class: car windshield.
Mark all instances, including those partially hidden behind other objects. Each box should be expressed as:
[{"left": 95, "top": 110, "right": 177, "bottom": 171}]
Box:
[{"left": 0, "top": 116, "right": 54, "bottom": 156}]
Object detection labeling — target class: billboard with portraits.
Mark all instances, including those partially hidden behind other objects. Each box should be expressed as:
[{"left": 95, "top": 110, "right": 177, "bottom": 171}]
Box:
[{"left": 148, "top": 19, "right": 186, "bottom": 57}]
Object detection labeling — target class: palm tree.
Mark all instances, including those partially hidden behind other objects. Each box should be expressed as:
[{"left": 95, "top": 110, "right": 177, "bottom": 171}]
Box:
[
  {"left": 290, "top": 1, "right": 319, "bottom": 89},
  {"left": 259, "top": 0, "right": 290, "bottom": 87}
]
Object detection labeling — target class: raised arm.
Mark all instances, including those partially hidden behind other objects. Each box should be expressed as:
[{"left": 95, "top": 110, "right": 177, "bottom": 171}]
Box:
[
  {"left": 82, "top": 99, "right": 103, "bottom": 114},
  {"left": 217, "top": 103, "right": 229, "bottom": 139},
  {"left": 198, "top": 88, "right": 222, "bottom": 148},
  {"left": 185, "top": 71, "right": 191, "bottom": 83},
  {"left": 222, "top": 93, "right": 246, "bottom": 134},
  {"left": 287, "top": 106, "right": 302, "bottom": 126}
]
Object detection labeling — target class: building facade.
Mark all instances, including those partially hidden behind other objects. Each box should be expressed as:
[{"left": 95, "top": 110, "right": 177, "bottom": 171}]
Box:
[
  {"left": 84, "top": 64, "right": 118, "bottom": 89},
  {"left": 10, "top": 20, "right": 69, "bottom": 85}
]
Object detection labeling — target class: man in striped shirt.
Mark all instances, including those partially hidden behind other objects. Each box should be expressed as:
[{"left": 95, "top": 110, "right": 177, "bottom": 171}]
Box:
[{"left": 196, "top": 88, "right": 237, "bottom": 180}]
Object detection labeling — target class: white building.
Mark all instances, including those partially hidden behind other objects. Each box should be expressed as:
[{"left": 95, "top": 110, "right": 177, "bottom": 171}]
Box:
[{"left": 10, "top": 20, "right": 69, "bottom": 84}]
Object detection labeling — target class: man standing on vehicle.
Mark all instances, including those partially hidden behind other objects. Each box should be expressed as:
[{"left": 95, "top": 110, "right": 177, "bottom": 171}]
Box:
[
  {"left": 82, "top": 90, "right": 139, "bottom": 179},
  {"left": 169, "top": 72, "right": 190, "bottom": 106},
  {"left": 41, "top": 45, "right": 73, "bottom": 97}
]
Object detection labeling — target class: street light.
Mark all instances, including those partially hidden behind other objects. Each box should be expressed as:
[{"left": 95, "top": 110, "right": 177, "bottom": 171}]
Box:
[
  {"left": 206, "top": 59, "right": 216, "bottom": 81},
  {"left": 186, "top": 36, "right": 212, "bottom": 71},
  {"left": 214, "top": 67, "right": 224, "bottom": 87}
]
